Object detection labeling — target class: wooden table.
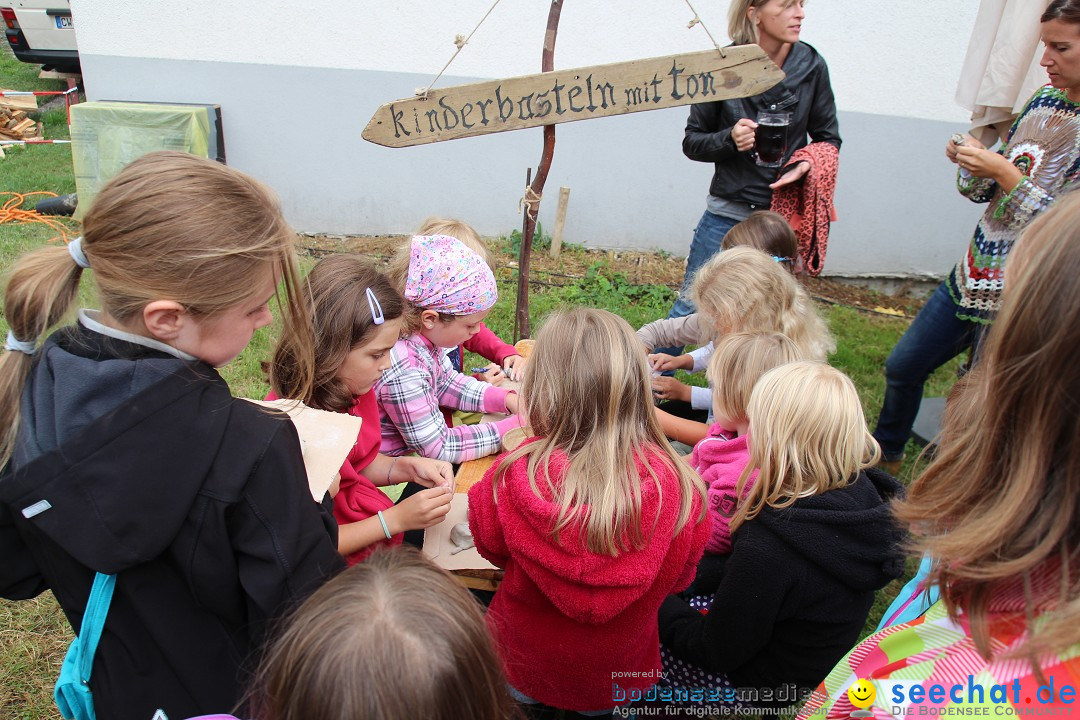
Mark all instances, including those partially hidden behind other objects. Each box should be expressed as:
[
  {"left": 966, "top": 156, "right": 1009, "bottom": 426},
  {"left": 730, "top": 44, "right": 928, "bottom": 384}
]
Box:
[{"left": 429, "top": 456, "right": 504, "bottom": 592}]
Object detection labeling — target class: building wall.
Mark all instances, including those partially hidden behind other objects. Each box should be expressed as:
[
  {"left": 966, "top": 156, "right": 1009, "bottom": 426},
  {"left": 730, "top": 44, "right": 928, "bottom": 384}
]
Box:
[{"left": 70, "top": 0, "right": 1003, "bottom": 279}]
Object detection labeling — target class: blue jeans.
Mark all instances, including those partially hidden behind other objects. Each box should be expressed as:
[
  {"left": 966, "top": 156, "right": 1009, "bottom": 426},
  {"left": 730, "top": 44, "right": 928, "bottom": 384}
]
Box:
[
  {"left": 872, "top": 281, "right": 987, "bottom": 460},
  {"left": 656, "top": 210, "right": 740, "bottom": 357}
]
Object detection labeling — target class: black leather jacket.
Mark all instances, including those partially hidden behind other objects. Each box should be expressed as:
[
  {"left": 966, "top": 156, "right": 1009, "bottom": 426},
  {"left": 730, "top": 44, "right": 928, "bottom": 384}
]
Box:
[{"left": 683, "top": 42, "right": 841, "bottom": 208}]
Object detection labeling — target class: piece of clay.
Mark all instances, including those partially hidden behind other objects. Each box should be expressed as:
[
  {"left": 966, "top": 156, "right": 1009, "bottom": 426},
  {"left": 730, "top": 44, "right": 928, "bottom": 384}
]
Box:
[{"left": 449, "top": 522, "right": 475, "bottom": 555}]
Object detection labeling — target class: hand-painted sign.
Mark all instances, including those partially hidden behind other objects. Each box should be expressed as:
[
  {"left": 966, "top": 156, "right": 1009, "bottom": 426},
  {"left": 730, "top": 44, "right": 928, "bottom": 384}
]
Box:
[{"left": 362, "top": 46, "right": 782, "bottom": 148}]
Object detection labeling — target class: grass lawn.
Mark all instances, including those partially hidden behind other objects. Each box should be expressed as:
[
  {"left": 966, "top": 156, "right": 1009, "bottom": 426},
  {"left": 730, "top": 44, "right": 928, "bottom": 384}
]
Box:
[{"left": 0, "top": 41, "right": 960, "bottom": 720}]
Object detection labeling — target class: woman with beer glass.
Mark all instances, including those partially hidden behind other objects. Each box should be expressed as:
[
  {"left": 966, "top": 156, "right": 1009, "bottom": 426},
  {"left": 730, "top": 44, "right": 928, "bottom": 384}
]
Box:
[{"left": 661, "top": 0, "right": 840, "bottom": 344}]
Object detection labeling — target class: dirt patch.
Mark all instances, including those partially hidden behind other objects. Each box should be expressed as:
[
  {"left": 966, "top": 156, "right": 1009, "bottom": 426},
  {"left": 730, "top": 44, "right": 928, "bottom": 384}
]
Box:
[{"left": 299, "top": 233, "right": 921, "bottom": 318}]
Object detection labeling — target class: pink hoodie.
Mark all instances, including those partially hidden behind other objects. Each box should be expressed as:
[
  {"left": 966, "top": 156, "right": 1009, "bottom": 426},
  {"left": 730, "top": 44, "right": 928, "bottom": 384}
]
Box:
[
  {"left": 690, "top": 423, "right": 758, "bottom": 555},
  {"left": 468, "top": 442, "right": 708, "bottom": 712}
]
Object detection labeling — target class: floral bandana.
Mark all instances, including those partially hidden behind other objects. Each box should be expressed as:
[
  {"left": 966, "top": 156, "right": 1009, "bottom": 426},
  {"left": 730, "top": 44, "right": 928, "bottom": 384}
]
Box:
[{"left": 404, "top": 234, "right": 498, "bottom": 315}]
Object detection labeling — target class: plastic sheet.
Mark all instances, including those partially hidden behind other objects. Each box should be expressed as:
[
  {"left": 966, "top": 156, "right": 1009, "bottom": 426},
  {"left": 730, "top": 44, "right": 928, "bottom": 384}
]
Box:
[{"left": 69, "top": 101, "right": 217, "bottom": 220}]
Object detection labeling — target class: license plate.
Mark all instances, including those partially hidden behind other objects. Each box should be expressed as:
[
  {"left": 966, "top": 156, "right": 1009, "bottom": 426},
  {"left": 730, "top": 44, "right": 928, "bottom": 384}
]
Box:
[{"left": 55, "top": 15, "right": 72, "bottom": 29}]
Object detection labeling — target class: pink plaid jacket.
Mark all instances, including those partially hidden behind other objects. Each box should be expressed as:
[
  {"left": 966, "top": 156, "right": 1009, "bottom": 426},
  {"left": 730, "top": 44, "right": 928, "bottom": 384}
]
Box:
[{"left": 375, "top": 333, "right": 520, "bottom": 462}]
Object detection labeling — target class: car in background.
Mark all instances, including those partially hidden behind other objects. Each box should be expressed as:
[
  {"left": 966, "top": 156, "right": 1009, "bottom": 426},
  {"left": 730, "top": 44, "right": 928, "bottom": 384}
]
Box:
[{"left": 2, "top": 0, "right": 78, "bottom": 73}]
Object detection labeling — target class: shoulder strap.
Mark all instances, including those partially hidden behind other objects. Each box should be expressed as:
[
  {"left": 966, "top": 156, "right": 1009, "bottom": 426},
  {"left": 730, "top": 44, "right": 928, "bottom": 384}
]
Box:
[
  {"left": 76, "top": 573, "right": 116, "bottom": 677},
  {"left": 54, "top": 573, "right": 116, "bottom": 720}
]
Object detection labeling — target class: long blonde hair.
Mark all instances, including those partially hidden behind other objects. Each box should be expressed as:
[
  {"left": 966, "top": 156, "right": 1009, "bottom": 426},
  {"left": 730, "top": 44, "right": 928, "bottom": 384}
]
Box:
[
  {"left": 690, "top": 246, "right": 834, "bottom": 359},
  {"left": 494, "top": 308, "right": 706, "bottom": 556},
  {"left": 896, "top": 189, "right": 1080, "bottom": 662},
  {"left": 0, "top": 151, "right": 312, "bottom": 468},
  {"left": 247, "top": 547, "right": 517, "bottom": 720},
  {"left": 732, "top": 361, "right": 879, "bottom": 530}
]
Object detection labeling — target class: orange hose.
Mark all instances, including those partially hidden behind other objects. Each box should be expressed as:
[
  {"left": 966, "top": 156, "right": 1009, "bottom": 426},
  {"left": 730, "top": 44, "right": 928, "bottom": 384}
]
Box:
[{"left": 0, "top": 191, "right": 79, "bottom": 244}]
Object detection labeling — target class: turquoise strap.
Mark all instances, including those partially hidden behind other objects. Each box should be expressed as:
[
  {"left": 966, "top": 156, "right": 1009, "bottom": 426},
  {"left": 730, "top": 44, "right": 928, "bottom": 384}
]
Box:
[{"left": 76, "top": 573, "right": 116, "bottom": 680}]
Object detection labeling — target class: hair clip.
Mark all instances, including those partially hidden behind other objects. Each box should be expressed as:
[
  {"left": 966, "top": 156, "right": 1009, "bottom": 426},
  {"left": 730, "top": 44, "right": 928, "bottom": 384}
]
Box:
[
  {"left": 366, "top": 288, "right": 385, "bottom": 325},
  {"left": 772, "top": 256, "right": 792, "bottom": 264}
]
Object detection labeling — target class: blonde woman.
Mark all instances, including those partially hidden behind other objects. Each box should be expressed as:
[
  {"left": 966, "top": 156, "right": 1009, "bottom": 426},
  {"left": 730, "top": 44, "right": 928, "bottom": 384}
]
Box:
[
  {"left": 661, "top": 0, "right": 839, "bottom": 351},
  {"left": 468, "top": 308, "right": 709, "bottom": 719},
  {"left": 797, "top": 168, "right": 1080, "bottom": 720},
  {"left": 659, "top": 362, "right": 905, "bottom": 710}
]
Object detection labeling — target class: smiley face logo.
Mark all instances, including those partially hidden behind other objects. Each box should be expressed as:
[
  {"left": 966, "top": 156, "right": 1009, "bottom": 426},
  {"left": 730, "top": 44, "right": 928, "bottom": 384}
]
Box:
[{"left": 848, "top": 679, "right": 876, "bottom": 709}]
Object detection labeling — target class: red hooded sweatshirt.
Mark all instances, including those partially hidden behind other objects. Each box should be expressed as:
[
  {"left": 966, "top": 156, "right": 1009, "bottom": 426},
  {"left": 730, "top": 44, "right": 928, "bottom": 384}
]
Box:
[{"left": 468, "top": 442, "right": 709, "bottom": 711}]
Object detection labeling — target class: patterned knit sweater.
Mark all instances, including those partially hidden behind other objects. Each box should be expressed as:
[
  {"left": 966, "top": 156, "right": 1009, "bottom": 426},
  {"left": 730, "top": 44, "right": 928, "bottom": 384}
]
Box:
[
  {"left": 948, "top": 85, "right": 1080, "bottom": 321},
  {"left": 795, "top": 561, "right": 1080, "bottom": 719}
]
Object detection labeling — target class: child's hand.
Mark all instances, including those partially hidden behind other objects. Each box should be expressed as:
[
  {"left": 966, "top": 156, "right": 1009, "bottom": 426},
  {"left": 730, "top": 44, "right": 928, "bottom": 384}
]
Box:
[
  {"left": 651, "top": 376, "right": 692, "bottom": 402},
  {"left": 476, "top": 363, "right": 507, "bottom": 386},
  {"left": 648, "top": 353, "right": 694, "bottom": 372},
  {"left": 504, "top": 391, "right": 520, "bottom": 416},
  {"left": 502, "top": 354, "right": 528, "bottom": 382},
  {"left": 387, "top": 487, "right": 453, "bottom": 533},
  {"left": 397, "top": 456, "right": 455, "bottom": 489}
]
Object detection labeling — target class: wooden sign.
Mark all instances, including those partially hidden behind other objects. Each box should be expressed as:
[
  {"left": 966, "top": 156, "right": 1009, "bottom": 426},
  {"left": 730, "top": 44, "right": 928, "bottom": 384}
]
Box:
[{"left": 362, "top": 46, "right": 782, "bottom": 148}]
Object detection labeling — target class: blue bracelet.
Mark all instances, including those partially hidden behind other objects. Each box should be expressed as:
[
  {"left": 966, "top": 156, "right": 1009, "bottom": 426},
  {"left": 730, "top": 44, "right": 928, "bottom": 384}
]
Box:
[{"left": 376, "top": 510, "right": 392, "bottom": 539}]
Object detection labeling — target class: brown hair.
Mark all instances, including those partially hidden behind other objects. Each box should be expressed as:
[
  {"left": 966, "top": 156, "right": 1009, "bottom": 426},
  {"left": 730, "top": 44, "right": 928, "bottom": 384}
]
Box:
[
  {"left": 689, "top": 247, "right": 834, "bottom": 360},
  {"left": 417, "top": 217, "right": 493, "bottom": 267},
  {"left": 269, "top": 254, "right": 404, "bottom": 412},
  {"left": 247, "top": 547, "right": 518, "bottom": 720},
  {"left": 721, "top": 210, "right": 800, "bottom": 271},
  {"left": 706, "top": 331, "right": 802, "bottom": 426},
  {"left": 895, "top": 190, "right": 1080, "bottom": 663},
  {"left": 732, "top": 361, "right": 879, "bottom": 530},
  {"left": 494, "top": 308, "right": 707, "bottom": 556},
  {"left": 0, "top": 151, "right": 312, "bottom": 468},
  {"left": 1043, "top": 0, "right": 1080, "bottom": 24}
]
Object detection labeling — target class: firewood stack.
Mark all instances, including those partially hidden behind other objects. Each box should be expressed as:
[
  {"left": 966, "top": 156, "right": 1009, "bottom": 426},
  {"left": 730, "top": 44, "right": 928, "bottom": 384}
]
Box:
[
  {"left": 0, "top": 92, "right": 41, "bottom": 142},
  {"left": 0, "top": 109, "right": 42, "bottom": 140}
]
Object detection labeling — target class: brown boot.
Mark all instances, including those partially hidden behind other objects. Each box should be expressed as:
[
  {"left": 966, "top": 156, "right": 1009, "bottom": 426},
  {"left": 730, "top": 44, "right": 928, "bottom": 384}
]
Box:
[{"left": 879, "top": 457, "right": 904, "bottom": 477}]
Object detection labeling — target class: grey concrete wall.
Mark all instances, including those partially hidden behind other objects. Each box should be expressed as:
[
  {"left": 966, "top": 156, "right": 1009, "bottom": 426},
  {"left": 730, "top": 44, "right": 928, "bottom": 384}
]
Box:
[{"left": 79, "top": 55, "right": 983, "bottom": 280}]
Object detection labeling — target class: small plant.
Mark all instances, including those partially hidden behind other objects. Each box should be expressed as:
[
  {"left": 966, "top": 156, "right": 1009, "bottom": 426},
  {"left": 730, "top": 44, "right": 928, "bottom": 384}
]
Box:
[{"left": 503, "top": 222, "right": 552, "bottom": 256}]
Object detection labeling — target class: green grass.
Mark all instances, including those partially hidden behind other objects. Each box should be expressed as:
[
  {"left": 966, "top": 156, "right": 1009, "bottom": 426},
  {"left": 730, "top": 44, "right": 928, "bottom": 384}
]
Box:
[
  {"left": 0, "top": 42, "right": 70, "bottom": 93},
  {"left": 0, "top": 597, "right": 68, "bottom": 720}
]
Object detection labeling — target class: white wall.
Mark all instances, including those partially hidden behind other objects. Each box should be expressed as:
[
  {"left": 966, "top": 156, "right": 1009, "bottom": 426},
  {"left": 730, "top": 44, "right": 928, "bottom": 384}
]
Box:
[
  {"left": 73, "top": 0, "right": 978, "bottom": 123},
  {"left": 70, "top": 1, "right": 1008, "bottom": 279}
]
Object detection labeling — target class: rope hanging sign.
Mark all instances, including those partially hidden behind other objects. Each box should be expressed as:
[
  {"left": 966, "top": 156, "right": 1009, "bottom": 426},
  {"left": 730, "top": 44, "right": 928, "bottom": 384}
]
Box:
[{"left": 362, "top": 46, "right": 782, "bottom": 148}]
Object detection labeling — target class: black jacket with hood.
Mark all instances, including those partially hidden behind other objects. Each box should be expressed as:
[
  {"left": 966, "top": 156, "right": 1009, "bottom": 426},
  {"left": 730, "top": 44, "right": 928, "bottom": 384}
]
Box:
[
  {"left": 683, "top": 41, "right": 841, "bottom": 208},
  {"left": 658, "top": 468, "right": 905, "bottom": 694},
  {"left": 0, "top": 321, "right": 344, "bottom": 720}
]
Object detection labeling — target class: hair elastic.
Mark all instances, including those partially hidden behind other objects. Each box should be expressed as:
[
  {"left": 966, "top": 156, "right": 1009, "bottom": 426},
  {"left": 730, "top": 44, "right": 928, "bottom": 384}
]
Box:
[
  {"left": 67, "top": 236, "right": 90, "bottom": 269},
  {"left": 366, "top": 287, "right": 385, "bottom": 325},
  {"left": 376, "top": 510, "right": 392, "bottom": 540},
  {"left": 5, "top": 330, "right": 36, "bottom": 355}
]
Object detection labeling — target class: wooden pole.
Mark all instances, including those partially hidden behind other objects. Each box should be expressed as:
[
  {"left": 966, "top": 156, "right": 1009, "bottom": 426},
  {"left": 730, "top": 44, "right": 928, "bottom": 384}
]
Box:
[
  {"left": 549, "top": 186, "right": 571, "bottom": 258},
  {"left": 514, "top": 0, "right": 563, "bottom": 341},
  {"left": 513, "top": 166, "right": 531, "bottom": 343}
]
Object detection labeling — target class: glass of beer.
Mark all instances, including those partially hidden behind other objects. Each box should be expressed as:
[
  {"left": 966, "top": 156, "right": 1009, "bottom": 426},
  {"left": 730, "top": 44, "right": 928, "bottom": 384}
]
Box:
[{"left": 754, "top": 111, "right": 790, "bottom": 168}]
